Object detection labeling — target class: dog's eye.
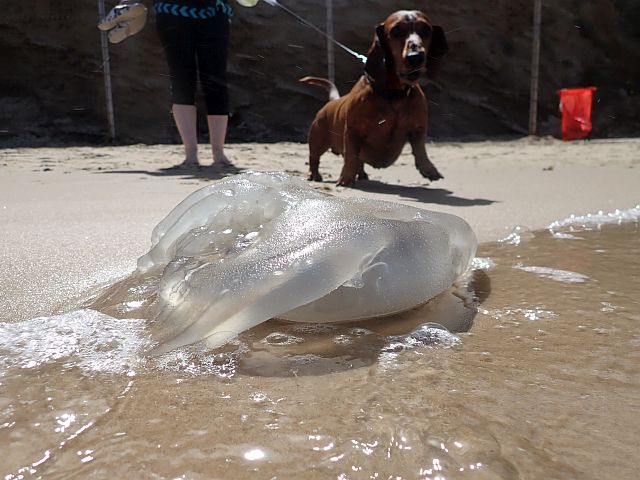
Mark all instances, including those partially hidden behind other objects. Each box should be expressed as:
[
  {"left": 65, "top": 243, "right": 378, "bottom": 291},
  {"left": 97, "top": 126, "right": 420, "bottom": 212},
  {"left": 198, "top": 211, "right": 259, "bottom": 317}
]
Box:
[
  {"left": 390, "top": 25, "right": 404, "bottom": 38},
  {"left": 417, "top": 23, "right": 432, "bottom": 37}
]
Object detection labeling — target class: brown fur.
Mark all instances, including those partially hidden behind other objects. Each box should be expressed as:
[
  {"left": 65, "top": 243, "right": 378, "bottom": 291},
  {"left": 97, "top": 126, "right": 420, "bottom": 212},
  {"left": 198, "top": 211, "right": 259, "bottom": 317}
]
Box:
[{"left": 300, "top": 10, "right": 448, "bottom": 186}]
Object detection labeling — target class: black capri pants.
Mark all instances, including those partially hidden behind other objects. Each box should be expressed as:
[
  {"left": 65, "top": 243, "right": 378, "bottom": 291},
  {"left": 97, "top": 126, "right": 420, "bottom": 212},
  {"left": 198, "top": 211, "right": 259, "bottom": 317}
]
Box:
[{"left": 155, "top": 0, "right": 231, "bottom": 115}]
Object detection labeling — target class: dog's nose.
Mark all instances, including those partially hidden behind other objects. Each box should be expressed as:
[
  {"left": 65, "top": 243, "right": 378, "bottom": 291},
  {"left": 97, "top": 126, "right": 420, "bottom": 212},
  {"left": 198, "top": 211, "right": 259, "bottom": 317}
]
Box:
[{"left": 406, "top": 51, "right": 425, "bottom": 67}]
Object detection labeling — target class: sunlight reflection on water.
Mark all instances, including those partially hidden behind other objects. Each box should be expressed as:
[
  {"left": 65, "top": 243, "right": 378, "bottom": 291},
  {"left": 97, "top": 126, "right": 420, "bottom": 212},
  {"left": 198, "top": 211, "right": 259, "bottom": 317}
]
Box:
[{"left": 1, "top": 210, "right": 639, "bottom": 479}]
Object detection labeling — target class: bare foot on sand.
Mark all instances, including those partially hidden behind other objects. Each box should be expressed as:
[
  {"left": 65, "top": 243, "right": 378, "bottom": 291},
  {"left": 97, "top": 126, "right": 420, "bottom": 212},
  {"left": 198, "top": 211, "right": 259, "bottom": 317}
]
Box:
[
  {"left": 163, "top": 158, "right": 200, "bottom": 170},
  {"left": 212, "top": 149, "right": 233, "bottom": 168},
  {"left": 179, "top": 158, "right": 201, "bottom": 168}
]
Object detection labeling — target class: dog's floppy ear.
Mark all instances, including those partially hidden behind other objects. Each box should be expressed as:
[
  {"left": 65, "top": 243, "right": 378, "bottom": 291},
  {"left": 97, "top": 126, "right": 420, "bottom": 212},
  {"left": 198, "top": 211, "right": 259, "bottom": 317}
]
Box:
[
  {"left": 426, "top": 25, "right": 448, "bottom": 79},
  {"left": 365, "top": 23, "right": 387, "bottom": 84},
  {"left": 429, "top": 26, "right": 448, "bottom": 57}
]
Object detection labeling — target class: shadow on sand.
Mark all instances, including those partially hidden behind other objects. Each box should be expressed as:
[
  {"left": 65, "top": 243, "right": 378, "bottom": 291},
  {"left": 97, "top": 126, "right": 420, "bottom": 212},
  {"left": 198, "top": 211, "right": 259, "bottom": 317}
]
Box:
[
  {"left": 100, "top": 164, "right": 495, "bottom": 208},
  {"left": 351, "top": 179, "right": 497, "bottom": 207},
  {"left": 100, "top": 163, "right": 245, "bottom": 181}
]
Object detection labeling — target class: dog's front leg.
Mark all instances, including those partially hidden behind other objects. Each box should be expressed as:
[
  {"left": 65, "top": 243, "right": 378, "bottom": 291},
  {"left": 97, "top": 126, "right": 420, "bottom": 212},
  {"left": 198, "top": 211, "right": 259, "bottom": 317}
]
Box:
[
  {"left": 409, "top": 130, "right": 443, "bottom": 181},
  {"left": 337, "top": 127, "right": 364, "bottom": 187}
]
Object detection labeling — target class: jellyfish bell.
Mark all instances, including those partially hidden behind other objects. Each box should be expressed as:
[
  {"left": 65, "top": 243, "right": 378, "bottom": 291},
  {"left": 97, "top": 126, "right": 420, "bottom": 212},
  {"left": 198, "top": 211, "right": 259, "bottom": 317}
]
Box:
[{"left": 141, "top": 171, "right": 477, "bottom": 355}]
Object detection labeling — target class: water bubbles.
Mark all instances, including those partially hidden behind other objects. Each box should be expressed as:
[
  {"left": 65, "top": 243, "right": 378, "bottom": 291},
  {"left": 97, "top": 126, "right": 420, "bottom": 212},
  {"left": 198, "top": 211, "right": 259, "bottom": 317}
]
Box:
[
  {"left": 548, "top": 205, "right": 640, "bottom": 235},
  {"left": 0, "top": 310, "right": 148, "bottom": 376},
  {"left": 385, "top": 323, "right": 461, "bottom": 351},
  {"left": 263, "top": 332, "right": 304, "bottom": 346},
  {"left": 499, "top": 225, "right": 534, "bottom": 246},
  {"left": 54, "top": 413, "right": 76, "bottom": 433},
  {"left": 480, "top": 307, "right": 557, "bottom": 322},
  {"left": 471, "top": 257, "right": 495, "bottom": 270},
  {"left": 404, "top": 324, "right": 461, "bottom": 348},
  {"left": 154, "top": 341, "right": 248, "bottom": 378},
  {"left": 332, "top": 334, "right": 353, "bottom": 345},
  {"left": 249, "top": 392, "right": 268, "bottom": 403},
  {"left": 600, "top": 302, "right": 618, "bottom": 313},
  {"left": 381, "top": 342, "right": 407, "bottom": 354}
]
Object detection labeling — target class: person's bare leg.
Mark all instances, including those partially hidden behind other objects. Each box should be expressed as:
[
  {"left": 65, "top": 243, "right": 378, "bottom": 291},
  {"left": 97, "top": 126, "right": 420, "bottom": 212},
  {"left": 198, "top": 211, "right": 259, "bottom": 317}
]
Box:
[
  {"left": 207, "top": 114, "right": 231, "bottom": 165},
  {"left": 172, "top": 104, "right": 198, "bottom": 166}
]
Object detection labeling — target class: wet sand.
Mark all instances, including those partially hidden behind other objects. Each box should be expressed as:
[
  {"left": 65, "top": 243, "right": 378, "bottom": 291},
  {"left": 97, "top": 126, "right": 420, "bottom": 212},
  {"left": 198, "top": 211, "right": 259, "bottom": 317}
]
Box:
[
  {"left": 1, "top": 138, "right": 640, "bottom": 480},
  {"left": 1, "top": 137, "right": 638, "bottom": 322}
]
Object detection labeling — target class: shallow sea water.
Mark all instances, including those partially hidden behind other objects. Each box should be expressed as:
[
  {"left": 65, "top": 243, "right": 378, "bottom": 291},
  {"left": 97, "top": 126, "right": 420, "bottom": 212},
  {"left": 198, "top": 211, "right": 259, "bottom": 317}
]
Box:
[{"left": 1, "top": 218, "right": 639, "bottom": 479}]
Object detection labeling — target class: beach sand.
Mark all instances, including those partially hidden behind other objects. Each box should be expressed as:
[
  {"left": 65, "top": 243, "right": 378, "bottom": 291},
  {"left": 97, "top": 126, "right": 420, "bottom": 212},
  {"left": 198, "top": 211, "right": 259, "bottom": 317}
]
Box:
[
  {"left": 2, "top": 137, "right": 640, "bottom": 480},
  {"left": 1, "top": 137, "right": 639, "bottom": 323}
]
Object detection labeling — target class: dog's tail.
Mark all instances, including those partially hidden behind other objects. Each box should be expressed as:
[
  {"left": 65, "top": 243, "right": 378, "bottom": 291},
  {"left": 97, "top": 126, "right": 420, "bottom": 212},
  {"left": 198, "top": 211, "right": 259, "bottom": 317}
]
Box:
[{"left": 299, "top": 76, "right": 340, "bottom": 101}]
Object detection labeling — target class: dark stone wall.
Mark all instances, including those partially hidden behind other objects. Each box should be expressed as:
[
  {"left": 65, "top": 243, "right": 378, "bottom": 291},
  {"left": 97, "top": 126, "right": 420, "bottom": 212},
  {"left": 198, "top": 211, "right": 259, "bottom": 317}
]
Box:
[{"left": 1, "top": 0, "right": 638, "bottom": 146}]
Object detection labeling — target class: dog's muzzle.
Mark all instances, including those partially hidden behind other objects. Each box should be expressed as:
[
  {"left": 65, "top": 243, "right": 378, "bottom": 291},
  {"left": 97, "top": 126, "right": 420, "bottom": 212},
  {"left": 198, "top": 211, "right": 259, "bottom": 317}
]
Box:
[
  {"left": 401, "top": 52, "right": 425, "bottom": 82},
  {"left": 406, "top": 51, "right": 426, "bottom": 68}
]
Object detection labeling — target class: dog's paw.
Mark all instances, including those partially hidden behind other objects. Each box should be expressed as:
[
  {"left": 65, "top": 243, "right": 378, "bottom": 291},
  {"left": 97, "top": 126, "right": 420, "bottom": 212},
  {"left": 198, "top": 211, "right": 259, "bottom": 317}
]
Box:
[
  {"left": 419, "top": 165, "right": 444, "bottom": 181},
  {"left": 307, "top": 171, "right": 323, "bottom": 182},
  {"left": 336, "top": 175, "right": 357, "bottom": 187}
]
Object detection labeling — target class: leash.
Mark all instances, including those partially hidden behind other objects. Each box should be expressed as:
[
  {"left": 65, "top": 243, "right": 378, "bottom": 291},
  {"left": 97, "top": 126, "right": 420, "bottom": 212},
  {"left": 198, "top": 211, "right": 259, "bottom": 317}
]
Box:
[{"left": 262, "top": 0, "right": 367, "bottom": 64}]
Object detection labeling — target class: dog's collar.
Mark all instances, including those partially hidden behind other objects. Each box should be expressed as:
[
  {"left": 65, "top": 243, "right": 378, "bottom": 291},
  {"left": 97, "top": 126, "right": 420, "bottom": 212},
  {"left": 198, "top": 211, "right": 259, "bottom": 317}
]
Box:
[{"left": 364, "top": 73, "right": 413, "bottom": 100}]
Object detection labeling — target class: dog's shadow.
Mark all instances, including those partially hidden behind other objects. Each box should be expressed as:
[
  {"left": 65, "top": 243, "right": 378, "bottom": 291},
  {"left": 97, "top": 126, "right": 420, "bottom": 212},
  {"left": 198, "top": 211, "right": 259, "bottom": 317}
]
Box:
[
  {"left": 351, "top": 179, "right": 496, "bottom": 207},
  {"left": 102, "top": 165, "right": 494, "bottom": 208}
]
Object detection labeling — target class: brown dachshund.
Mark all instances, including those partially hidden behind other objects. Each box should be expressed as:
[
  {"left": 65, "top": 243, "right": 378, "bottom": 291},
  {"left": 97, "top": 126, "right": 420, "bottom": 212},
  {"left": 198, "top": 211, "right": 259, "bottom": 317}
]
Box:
[{"left": 300, "top": 10, "right": 448, "bottom": 186}]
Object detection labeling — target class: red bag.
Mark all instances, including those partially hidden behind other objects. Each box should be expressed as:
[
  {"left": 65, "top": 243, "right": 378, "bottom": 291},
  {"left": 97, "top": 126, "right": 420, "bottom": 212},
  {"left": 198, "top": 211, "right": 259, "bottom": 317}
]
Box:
[{"left": 557, "top": 87, "right": 597, "bottom": 141}]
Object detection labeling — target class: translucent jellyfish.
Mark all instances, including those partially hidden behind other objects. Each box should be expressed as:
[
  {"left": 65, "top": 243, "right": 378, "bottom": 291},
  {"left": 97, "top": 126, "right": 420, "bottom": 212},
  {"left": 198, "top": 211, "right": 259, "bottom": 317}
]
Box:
[{"left": 139, "top": 171, "right": 477, "bottom": 354}]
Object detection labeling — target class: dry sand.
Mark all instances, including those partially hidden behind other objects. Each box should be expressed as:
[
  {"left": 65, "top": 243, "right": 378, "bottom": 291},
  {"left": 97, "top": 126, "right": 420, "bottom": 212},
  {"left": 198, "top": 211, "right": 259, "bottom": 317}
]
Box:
[{"left": 1, "top": 137, "right": 639, "bottom": 324}]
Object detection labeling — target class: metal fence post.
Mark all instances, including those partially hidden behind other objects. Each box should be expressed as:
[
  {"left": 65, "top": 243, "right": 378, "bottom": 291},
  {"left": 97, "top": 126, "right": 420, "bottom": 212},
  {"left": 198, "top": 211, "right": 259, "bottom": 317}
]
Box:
[
  {"left": 98, "top": 0, "right": 116, "bottom": 140},
  {"left": 528, "top": 0, "right": 542, "bottom": 136},
  {"left": 326, "top": 0, "right": 334, "bottom": 84}
]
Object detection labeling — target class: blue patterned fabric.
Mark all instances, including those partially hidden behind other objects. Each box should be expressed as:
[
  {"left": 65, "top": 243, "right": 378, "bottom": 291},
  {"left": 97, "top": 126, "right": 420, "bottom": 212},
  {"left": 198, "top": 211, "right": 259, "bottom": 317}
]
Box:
[{"left": 153, "top": 1, "right": 232, "bottom": 18}]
